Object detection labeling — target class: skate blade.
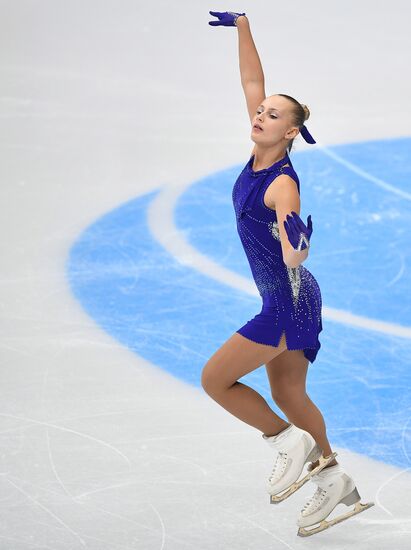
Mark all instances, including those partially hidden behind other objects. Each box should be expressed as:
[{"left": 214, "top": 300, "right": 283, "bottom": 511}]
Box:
[
  {"left": 297, "top": 500, "right": 375, "bottom": 537},
  {"left": 270, "top": 451, "right": 338, "bottom": 504}
]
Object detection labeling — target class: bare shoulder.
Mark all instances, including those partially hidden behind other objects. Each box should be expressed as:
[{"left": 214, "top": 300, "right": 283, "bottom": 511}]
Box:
[{"left": 263, "top": 172, "right": 299, "bottom": 210}]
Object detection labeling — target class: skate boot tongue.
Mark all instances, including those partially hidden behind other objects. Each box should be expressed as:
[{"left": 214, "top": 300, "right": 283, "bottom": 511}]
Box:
[
  {"left": 312, "top": 463, "right": 344, "bottom": 483},
  {"left": 262, "top": 424, "right": 300, "bottom": 450}
]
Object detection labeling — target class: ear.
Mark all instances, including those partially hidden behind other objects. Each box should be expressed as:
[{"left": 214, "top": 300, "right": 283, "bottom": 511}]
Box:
[{"left": 285, "top": 126, "right": 300, "bottom": 140}]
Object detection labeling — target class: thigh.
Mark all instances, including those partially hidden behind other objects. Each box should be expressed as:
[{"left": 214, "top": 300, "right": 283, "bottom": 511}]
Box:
[
  {"left": 201, "top": 331, "right": 287, "bottom": 394},
  {"left": 265, "top": 348, "right": 309, "bottom": 401}
]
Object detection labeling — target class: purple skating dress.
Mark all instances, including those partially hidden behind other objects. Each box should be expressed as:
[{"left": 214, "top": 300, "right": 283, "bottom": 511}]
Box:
[{"left": 232, "top": 151, "right": 323, "bottom": 364}]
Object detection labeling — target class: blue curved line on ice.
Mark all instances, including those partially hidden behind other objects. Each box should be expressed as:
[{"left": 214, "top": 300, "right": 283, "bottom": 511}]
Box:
[{"left": 67, "top": 137, "right": 411, "bottom": 470}]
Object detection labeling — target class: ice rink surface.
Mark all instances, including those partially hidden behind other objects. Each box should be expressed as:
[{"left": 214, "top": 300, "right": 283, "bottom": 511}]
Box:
[{"left": 1, "top": 1, "right": 411, "bottom": 548}]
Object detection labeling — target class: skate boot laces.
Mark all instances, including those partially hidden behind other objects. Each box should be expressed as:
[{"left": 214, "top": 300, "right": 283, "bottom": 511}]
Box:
[
  {"left": 269, "top": 451, "right": 288, "bottom": 482},
  {"left": 301, "top": 486, "right": 327, "bottom": 515},
  {"left": 301, "top": 465, "right": 344, "bottom": 515}
]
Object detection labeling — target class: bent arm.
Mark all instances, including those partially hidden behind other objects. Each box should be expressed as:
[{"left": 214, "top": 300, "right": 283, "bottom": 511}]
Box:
[
  {"left": 271, "top": 177, "right": 309, "bottom": 268},
  {"left": 236, "top": 16, "right": 264, "bottom": 84},
  {"left": 284, "top": 236, "right": 309, "bottom": 269}
]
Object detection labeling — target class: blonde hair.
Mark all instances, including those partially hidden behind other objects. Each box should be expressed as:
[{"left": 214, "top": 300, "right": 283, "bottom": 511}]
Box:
[
  {"left": 277, "top": 94, "right": 312, "bottom": 153},
  {"left": 301, "top": 103, "right": 311, "bottom": 122}
]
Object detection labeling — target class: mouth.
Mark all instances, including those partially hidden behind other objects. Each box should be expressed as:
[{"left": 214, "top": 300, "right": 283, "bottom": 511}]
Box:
[{"left": 253, "top": 124, "right": 263, "bottom": 131}]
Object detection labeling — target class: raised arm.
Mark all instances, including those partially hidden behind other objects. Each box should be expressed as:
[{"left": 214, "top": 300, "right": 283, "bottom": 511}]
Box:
[
  {"left": 236, "top": 16, "right": 266, "bottom": 124},
  {"left": 208, "top": 12, "right": 266, "bottom": 125}
]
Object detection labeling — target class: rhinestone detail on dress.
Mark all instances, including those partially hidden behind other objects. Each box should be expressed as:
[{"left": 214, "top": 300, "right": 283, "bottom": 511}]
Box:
[
  {"left": 268, "top": 220, "right": 301, "bottom": 307},
  {"left": 231, "top": 152, "right": 323, "bottom": 362}
]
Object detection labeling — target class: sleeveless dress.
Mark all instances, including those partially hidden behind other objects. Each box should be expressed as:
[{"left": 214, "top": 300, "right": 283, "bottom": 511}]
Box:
[{"left": 232, "top": 151, "right": 323, "bottom": 364}]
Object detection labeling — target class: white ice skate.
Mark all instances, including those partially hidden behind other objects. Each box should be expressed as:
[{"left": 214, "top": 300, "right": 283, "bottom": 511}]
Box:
[
  {"left": 262, "top": 423, "right": 338, "bottom": 503},
  {"left": 297, "top": 463, "right": 375, "bottom": 537}
]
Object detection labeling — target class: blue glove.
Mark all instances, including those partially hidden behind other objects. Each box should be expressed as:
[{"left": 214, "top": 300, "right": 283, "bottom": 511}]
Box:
[
  {"left": 208, "top": 10, "right": 246, "bottom": 27},
  {"left": 283, "top": 211, "right": 313, "bottom": 251}
]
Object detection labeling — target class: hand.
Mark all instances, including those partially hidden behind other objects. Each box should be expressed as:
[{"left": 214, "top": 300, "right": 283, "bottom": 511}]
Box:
[
  {"left": 208, "top": 10, "right": 246, "bottom": 27},
  {"left": 283, "top": 211, "right": 313, "bottom": 251}
]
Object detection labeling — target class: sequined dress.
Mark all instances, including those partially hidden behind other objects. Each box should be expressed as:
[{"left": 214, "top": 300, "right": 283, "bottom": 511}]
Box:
[{"left": 232, "top": 151, "right": 323, "bottom": 364}]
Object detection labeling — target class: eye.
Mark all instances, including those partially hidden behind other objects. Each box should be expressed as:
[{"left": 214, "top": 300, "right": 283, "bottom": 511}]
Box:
[{"left": 256, "top": 109, "right": 277, "bottom": 119}]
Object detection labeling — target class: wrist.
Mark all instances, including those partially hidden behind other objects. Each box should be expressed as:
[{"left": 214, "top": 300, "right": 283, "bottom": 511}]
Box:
[{"left": 235, "top": 14, "right": 248, "bottom": 26}]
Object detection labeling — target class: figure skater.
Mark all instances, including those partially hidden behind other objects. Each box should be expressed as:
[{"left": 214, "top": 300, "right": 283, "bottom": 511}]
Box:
[{"left": 201, "top": 10, "right": 374, "bottom": 537}]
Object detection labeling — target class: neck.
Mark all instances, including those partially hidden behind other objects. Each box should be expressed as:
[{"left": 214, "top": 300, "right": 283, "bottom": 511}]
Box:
[{"left": 252, "top": 145, "right": 287, "bottom": 170}]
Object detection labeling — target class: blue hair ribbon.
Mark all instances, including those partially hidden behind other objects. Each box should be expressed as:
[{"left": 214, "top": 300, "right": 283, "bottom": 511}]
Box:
[{"left": 300, "top": 124, "right": 316, "bottom": 144}]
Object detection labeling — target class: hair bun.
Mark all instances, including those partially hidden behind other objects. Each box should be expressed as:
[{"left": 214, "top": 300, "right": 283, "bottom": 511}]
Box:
[{"left": 301, "top": 103, "right": 310, "bottom": 122}]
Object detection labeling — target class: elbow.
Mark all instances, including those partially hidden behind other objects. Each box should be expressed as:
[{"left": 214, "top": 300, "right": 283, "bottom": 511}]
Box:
[
  {"left": 284, "top": 259, "right": 299, "bottom": 269},
  {"left": 285, "top": 258, "right": 303, "bottom": 269},
  {"left": 283, "top": 255, "right": 294, "bottom": 269},
  {"left": 282, "top": 247, "right": 294, "bottom": 268},
  {"left": 283, "top": 248, "right": 308, "bottom": 269}
]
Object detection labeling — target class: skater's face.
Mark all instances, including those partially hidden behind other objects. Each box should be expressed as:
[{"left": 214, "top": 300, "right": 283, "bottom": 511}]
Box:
[{"left": 251, "top": 95, "right": 300, "bottom": 146}]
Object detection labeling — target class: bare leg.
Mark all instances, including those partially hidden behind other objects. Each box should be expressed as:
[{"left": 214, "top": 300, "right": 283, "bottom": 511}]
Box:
[
  {"left": 265, "top": 348, "right": 338, "bottom": 468},
  {"left": 207, "top": 380, "right": 291, "bottom": 435},
  {"left": 201, "top": 331, "right": 291, "bottom": 435},
  {"left": 279, "top": 394, "right": 338, "bottom": 468}
]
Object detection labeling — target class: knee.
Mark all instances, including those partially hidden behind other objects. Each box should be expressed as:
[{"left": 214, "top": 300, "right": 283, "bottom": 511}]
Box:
[
  {"left": 201, "top": 358, "right": 233, "bottom": 397},
  {"left": 200, "top": 366, "right": 211, "bottom": 393},
  {"left": 201, "top": 361, "right": 222, "bottom": 396},
  {"left": 271, "top": 385, "right": 307, "bottom": 408}
]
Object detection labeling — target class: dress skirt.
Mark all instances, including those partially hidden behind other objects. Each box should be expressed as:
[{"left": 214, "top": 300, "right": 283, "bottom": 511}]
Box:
[{"left": 236, "top": 302, "right": 322, "bottom": 364}]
